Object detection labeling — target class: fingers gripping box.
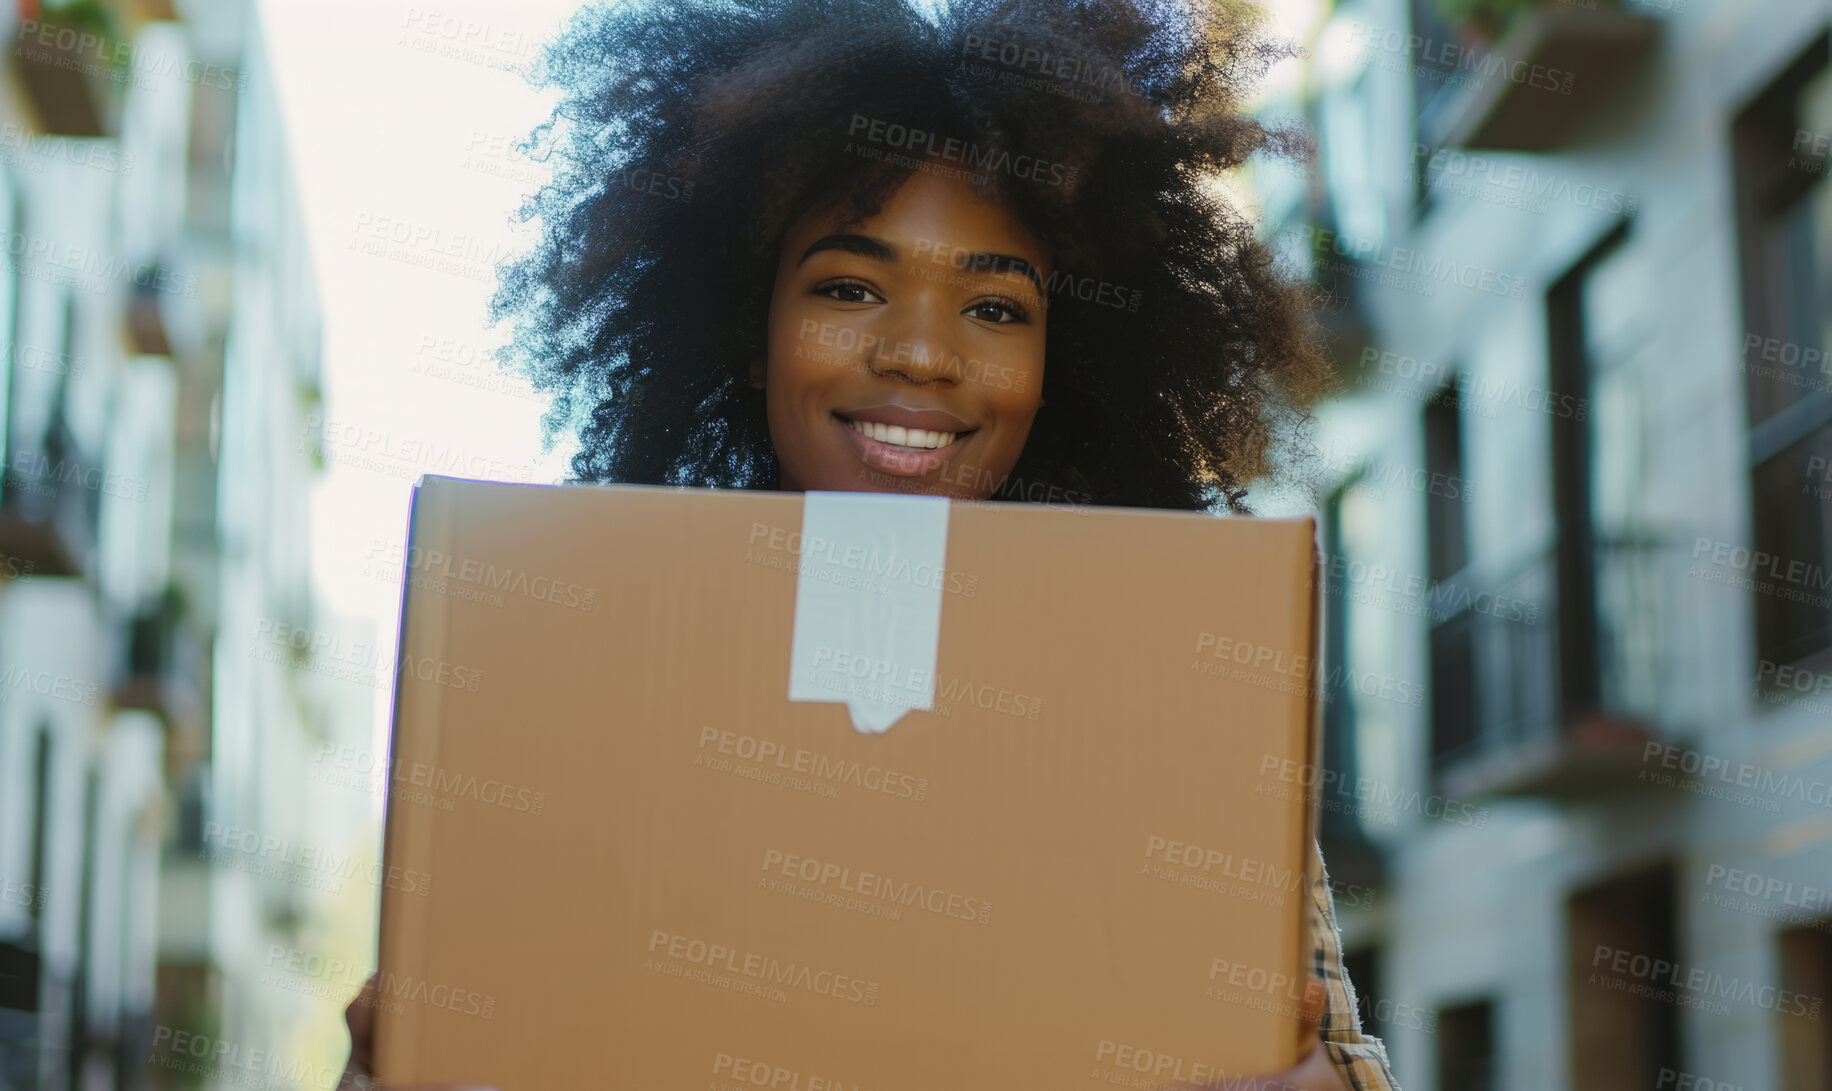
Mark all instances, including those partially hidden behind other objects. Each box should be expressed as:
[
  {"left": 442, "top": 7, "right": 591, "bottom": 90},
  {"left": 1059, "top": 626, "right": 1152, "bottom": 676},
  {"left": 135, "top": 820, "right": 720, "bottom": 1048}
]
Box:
[{"left": 376, "top": 477, "right": 1322, "bottom": 1089}]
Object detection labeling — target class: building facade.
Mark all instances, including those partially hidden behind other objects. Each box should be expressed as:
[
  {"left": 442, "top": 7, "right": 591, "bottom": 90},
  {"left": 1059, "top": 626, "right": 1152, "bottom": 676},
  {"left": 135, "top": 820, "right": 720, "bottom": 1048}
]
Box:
[
  {"left": 0, "top": 1, "right": 336, "bottom": 1087},
  {"left": 1276, "top": 0, "right": 1832, "bottom": 1088},
  {"left": 0, "top": 1, "right": 223, "bottom": 1084}
]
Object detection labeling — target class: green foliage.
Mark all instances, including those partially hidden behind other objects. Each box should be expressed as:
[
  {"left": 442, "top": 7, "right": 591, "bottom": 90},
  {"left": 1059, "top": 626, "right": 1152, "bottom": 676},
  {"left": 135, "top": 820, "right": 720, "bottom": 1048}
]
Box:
[{"left": 42, "top": 0, "right": 119, "bottom": 36}]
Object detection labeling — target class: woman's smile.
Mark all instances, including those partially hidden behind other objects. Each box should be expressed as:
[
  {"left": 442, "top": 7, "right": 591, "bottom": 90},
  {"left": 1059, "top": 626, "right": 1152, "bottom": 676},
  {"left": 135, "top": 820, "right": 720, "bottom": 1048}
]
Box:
[{"left": 833, "top": 403, "right": 979, "bottom": 476}]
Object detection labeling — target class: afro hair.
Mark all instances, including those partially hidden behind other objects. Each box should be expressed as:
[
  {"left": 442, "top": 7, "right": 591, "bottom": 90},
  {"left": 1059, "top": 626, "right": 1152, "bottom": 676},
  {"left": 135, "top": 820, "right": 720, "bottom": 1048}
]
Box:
[{"left": 491, "top": 0, "right": 1332, "bottom": 511}]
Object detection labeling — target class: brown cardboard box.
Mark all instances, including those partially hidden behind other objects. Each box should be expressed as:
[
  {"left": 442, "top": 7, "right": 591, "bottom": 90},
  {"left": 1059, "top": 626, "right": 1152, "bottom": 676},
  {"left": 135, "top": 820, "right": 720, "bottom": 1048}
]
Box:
[{"left": 376, "top": 476, "right": 1321, "bottom": 1089}]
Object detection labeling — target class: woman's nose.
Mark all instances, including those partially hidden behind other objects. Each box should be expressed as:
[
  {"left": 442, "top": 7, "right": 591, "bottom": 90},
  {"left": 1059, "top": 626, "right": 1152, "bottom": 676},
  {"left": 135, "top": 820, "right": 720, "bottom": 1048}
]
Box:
[{"left": 868, "top": 297, "right": 962, "bottom": 386}]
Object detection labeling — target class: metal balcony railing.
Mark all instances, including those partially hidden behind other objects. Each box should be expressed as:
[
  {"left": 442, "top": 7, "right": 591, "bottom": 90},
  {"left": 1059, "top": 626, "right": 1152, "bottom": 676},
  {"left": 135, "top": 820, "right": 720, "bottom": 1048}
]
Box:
[
  {"left": 1430, "top": 532, "right": 1696, "bottom": 795},
  {"left": 0, "top": 416, "right": 97, "bottom": 577},
  {"left": 1417, "top": 6, "right": 1660, "bottom": 153}
]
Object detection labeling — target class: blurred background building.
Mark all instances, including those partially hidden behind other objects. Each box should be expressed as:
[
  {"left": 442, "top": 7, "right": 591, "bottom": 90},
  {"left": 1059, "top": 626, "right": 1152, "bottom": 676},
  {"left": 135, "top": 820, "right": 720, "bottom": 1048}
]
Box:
[
  {"left": 0, "top": 0, "right": 363, "bottom": 1086},
  {"left": 1258, "top": 0, "right": 1832, "bottom": 1087}
]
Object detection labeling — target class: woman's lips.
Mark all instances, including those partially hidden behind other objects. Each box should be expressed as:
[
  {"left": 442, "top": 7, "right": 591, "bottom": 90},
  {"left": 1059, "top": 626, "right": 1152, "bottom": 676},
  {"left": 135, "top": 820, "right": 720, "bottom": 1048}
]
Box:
[
  {"left": 835, "top": 412, "right": 971, "bottom": 477},
  {"left": 842, "top": 403, "right": 974, "bottom": 432}
]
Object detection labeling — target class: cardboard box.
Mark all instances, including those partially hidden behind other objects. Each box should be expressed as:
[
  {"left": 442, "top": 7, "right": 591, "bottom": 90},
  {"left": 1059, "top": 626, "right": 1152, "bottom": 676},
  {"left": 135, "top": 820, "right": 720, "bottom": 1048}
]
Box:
[{"left": 376, "top": 477, "right": 1321, "bottom": 1089}]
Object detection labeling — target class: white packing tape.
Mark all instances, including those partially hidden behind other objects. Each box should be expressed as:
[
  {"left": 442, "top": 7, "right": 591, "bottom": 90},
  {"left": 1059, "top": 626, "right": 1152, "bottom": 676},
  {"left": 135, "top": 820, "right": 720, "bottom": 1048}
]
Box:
[{"left": 787, "top": 491, "right": 951, "bottom": 734}]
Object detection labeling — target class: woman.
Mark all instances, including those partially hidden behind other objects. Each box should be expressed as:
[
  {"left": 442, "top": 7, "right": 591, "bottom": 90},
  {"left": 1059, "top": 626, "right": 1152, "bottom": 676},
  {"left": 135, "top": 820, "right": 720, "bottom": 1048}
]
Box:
[{"left": 341, "top": 0, "right": 1400, "bottom": 1086}]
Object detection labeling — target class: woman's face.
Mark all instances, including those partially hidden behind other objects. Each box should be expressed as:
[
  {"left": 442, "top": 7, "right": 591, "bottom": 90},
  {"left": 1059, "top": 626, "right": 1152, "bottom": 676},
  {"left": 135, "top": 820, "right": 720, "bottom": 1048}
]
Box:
[{"left": 763, "top": 167, "right": 1049, "bottom": 499}]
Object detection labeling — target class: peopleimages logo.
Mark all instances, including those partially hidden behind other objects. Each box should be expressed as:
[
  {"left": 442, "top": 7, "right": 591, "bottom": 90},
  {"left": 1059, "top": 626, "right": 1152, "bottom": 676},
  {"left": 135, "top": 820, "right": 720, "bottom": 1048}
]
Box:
[
  {"left": 1412, "top": 144, "right": 1639, "bottom": 215},
  {"left": 7, "top": 450, "right": 150, "bottom": 501},
  {"left": 1258, "top": 755, "right": 1489, "bottom": 828},
  {"left": 1588, "top": 944, "right": 1822, "bottom": 1018},
  {"left": 712, "top": 1051, "right": 873, "bottom": 1091},
  {"left": 198, "top": 823, "right": 435, "bottom": 895},
  {"left": 846, "top": 114, "right": 1077, "bottom": 188},
  {"left": 1640, "top": 741, "right": 1832, "bottom": 810},
  {"left": 1294, "top": 223, "right": 1526, "bottom": 299},
  {"left": 1191, "top": 632, "right": 1425, "bottom": 708},
  {"left": 1093, "top": 1040, "right": 1228, "bottom": 1085},
  {"left": 958, "top": 34, "right": 1148, "bottom": 100},
  {"left": 1359, "top": 347, "right": 1586, "bottom": 420},
  {"left": 1346, "top": 22, "right": 1575, "bottom": 95},
  {"left": 1704, "top": 865, "right": 1832, "bottom": 916},
  {"left": 647, "top": 930, "right": 881, "bottom": 1005},
  {"left": 905, "top": 235, "right": 1142, "bottom": 313},
  {"left": 696, "top": 728, "right": 930, "bottom": 801},
  {"left": 760, "top": 848, "right": 993, "bottom": 924},
  {"left": 1691, "top": 537, "right": 1832, "bottom": 593},
  {"left": 794, "top": 319, "right": 1030, "bottom": 392},
  {"left": 146, "top": 1028, "right": 342, "bottom": 1088},
  {"left": 1742, "top": 333, "right": 1830, "bottom": 386},
  {"left": 746, "top": 522, "right": 978, "bottom": 597},
  {"left": 1759, "top": 659, "right": 1832, "bottom": 696},
  {"left": 251, "top": 618, "right": 483, "bottom": 694},
  {"left": 0, "top": 664, "right": 100, "bottom": 707},
  {"left": 1143, "top": 835, "right": 1302, "bottom": 892},
  {"left": 365, "top": 539, "right": 595, "bottom": 610},
  {"left": 1655, "top": 1070, "right": 1743, "bottom": 1091}
]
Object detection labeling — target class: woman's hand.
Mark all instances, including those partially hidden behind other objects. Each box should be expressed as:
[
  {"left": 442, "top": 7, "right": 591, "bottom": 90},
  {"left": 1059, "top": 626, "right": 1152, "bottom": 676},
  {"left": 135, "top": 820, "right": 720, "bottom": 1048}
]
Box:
[
  {"left": 334, "top": 970, "right": 1351, "bottom": 1091},
  {"left": 337, "top": 973, "right": 499, "bottom": 1091},
  {"left": 1181, "top": 975, "right": 1352, "bottom": 1091}
]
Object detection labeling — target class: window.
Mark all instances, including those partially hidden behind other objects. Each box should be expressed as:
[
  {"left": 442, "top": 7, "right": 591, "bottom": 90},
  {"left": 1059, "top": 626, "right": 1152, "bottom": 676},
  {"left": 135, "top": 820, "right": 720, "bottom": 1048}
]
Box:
[
  {"left": 1320, "top": 482, "right": 1363, "bottom": 845},
  {"left": 27, "top": 726, "right": 48, "bottom": 927},
  {"left": 1407, "top": 0, "right": 1463, "bottom": 217},
  {"left": 1426, "top": 378, "right": 1476, "bottom": 766},
  {"left": 1567, "top": 864, "right": 1681, "bottom": 1090},
  {"left": 1343, "top": 947, "right": 1386, "bottom": 1041},
  {"left": 1545, "top": 219, "right": 1631, "bottom": 718},
  {"left": 1437, "top": 998, "right": 1497, "bottom": 1091},
  {"left": 1322, "top": 72, "right": 1386, "bottom": 246},
  {"left": 177, "top": 765, "right": 209, "bottom": 854},
  {"left": 1424, "top": 381, "right": 1469, "bottom": 585},
  {"left": 4, "top": 289, "right": 77, "bottom": 520},
  {"left": 1733, "top": 35, "right": 1832, "bottom": 672},
  {"left": 67, "top": 767, "right": 98, "bottom": 1083},
  {"left": 0, "top": 169, "right": 16, "bottom": 512},
  {"left": 1320, "top": 478, "right": 1396, "bottom": 867}
]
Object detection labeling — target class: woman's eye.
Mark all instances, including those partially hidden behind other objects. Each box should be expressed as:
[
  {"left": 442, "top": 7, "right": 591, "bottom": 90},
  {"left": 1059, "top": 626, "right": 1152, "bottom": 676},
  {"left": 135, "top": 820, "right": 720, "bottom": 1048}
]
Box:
[
  {"left": 965, "top": 299, "right": 1026, "bottom": 325},
  {"left": 816, "top": 280, "right": 885, "bottom": 304}
]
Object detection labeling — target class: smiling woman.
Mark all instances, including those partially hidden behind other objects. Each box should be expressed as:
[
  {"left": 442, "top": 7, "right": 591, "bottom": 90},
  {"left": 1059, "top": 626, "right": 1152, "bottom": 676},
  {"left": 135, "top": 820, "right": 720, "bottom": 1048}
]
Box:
[
  {"left": 340, "top": 2, "right": 1405, "bottom": 1088},
  {"left": 489, "top": 0, "right": 1334, "bottom": 511}
]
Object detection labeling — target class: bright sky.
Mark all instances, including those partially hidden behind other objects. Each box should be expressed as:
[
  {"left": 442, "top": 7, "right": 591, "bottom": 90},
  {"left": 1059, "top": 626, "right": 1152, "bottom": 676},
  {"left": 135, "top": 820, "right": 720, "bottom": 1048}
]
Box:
[{"left": 260, "top": 0, "right": 580, "bottom": 631}]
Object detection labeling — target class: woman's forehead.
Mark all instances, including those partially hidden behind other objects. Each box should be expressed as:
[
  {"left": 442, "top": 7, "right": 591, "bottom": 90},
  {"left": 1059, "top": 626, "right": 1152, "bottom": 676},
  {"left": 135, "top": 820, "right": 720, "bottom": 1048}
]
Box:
[{"left": 785, "top": 167, "right": 1048, "bottom": 268}]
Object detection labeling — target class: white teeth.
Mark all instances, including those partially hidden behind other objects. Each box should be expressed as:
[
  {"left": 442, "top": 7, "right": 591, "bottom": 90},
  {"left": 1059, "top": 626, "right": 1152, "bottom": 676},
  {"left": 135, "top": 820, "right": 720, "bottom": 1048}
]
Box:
[{"left": 845, "top": 417, "right": 959, "bottom": 450}]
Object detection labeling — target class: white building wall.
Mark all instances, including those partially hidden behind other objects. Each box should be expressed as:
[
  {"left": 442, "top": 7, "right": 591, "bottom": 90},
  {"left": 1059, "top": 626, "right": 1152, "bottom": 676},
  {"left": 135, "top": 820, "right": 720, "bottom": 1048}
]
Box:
[{"left": 1291, "top": 1, "right": 1832, "bottom": 1088}]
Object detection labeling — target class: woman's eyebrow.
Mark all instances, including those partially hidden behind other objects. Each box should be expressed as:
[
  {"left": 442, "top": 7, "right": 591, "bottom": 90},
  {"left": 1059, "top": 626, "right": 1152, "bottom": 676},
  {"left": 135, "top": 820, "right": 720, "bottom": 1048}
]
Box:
[
  {"left": 798, "top": 234, "right": 1046, "bottom": 295},
  {"left": 968, "top": 253, "right": 1045, "bottom": 295},
  {"left": 798, "top": 233, "right": 899, "bottom": 265}
]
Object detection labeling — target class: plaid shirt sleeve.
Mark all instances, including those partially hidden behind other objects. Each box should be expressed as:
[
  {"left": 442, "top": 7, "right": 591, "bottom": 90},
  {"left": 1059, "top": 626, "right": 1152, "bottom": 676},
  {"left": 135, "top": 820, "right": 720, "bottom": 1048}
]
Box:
[{"left": 1310, "top": 839, "right": 1403, "bottom": 1090}]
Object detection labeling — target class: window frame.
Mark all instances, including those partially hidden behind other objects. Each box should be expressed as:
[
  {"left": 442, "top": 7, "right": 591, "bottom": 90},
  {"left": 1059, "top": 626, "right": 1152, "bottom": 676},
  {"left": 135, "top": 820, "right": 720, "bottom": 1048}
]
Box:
[{"left": 1731, "top": 32, "right": 1832, "bottom": 676}]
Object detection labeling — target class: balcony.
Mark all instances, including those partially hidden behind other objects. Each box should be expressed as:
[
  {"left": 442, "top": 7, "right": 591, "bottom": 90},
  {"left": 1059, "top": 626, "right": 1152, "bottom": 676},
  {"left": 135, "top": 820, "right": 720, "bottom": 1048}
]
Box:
[
  {"left": 111, "top": 591, "right": 206, "bottom": 736},
  {"left": 0, "top": 939, "right": 38, "bottom": 1014},
  {"left": 125, "top": 272, "right": 175, "bottom": 356},
  {"left": 1432, "top": 533, "right": 1693, "bottom": 799},
  {"left": 1418, "top": 6, "right": 1659, "bottom": 152},
  {"left": 0, "top": 422, "right": 96, "bottom": 578},
  {"left": 10, "top": 5, "right": 129, "bottom": 138},
  {"left": 0, "top": 939, "right": 38, "bottom": 1089},
  {"left": 1292, "top": 210, "right": 1374, "bottom": 375}
]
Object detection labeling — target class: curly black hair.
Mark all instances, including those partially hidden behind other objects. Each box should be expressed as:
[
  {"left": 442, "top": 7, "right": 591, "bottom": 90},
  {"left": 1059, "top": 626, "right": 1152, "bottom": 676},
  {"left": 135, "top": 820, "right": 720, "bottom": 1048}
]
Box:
[{"left": 491, "top": 0, "right": 1331, "bottom": 511}]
